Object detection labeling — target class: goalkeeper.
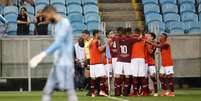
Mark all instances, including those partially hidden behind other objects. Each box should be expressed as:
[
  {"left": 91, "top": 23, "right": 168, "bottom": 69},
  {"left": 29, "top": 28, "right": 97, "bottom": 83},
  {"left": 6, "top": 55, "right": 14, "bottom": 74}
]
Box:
[{"left": 29, "top": 5, "right": 78, "bottom": 101}]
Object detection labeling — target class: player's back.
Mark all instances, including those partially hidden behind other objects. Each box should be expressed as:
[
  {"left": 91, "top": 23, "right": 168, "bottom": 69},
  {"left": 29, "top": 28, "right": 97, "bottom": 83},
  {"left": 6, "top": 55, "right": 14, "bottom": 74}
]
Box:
[
  {"left": 131, "top": 39, "right": 145, "bottom": 59},
  {"left": 89, "top": 38, "right": 102, "bottom": 65},
  {"left": 117, "top": 35, "right": 134, "bottom": 62},
  {"left": 54, "top": 18, "right": 73, "bottom": 66}
]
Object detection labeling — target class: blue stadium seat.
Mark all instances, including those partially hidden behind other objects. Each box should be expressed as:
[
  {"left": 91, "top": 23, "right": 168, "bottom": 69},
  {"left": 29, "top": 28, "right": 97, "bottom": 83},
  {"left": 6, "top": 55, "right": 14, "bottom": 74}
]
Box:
[
  {"left": 87, "top": 22, "right": 101, "bottom": 32},
  {"left": 29, "top": 14, "right": 35, "bottom": 23},
  {"left": 23, "top": 5, "right": 35, "bottom": 15},
  {"left": 67, "top": 4, "right": 82, "bottom": 14},
  {"left": 147, "top": 21, "right": 165, "bottom": 33},
  {"left": 0, "top": 6, "right": 3, "bottom": 14},
  {"left": 4, "top": 6, "right": 18, "bottom": 15},
  {"left": 159, "top": 0, "right": 176, "bottom": 5},
  {"left": 50, "top": 0, "right": 65, "bottom": 5},
  {"left": 143, "top": 4, "right": 160, "bottom": 15},
  {"left": 83, "top": 4, "right": 99, "bottom": 14},
  {"left": 199, "top": 13, "right": 201, "bottom": 21},
  {"left": 181, "top": 12, "right": 198, "bottom": 22},
  {"left": 71, "top": 22, "right": 86, "bottom": 32},
  {"left": 178, "top": 0, "right": 195, "bottom": 4},
  {"left": 53, "top": 4, "right": 67, "bottom": 15},
  {"left": 85, "top": 13, "right": 101, "bottom": 23},
  {"left": 161, "top": 3, "right": 178, "bottom": 14},
  {"left": 166, "top": 21, "right": 185, "bottom": 34},
  {"left": 12, "top": 0, "right": 19, "bottom": 6},
  {"left": 67, "top": 0, "right": 82, "bottom": 5},
  {"left": 198, "top": 0, "right": 201, "bottom": 4},
  {"left": 68, "top": 13, "right": 84, "bottom": 23},
  {"left": 4, "top": 14, "right": 17, "bottom": 23},
  {"left": 35, "top": 0, "right": 49, "bottom": 5},
  {"left": 198, "top": 5, "right": 201, "bottom": 14},
  {"left": 145, "top": 13, "right": 162, "bottom": 24},
  {"left": 82, "top": 0, "right": 98, "bottom": 5},
  {"left": 7, "top": 23, "right": 17, "bottom": 35},
  {"left": 29, "top": 23, "right": 35, "bottom": 34},
  {"left": 180, "top": 3, "right": 195, "bottom": 13},
  {"left": 35, "top": 4, "right": 46, "bottom": 13},
  {"left": 48, "top": 24, "right": 52, "bottom": 35},
  {"left": 185, "top": 21, "right": 201, "bottom": 33},
  {"left": 164, "top": 13, "right": 180, "bottom": 23},
  {"left": 142, "top": 0, "right": 158, "bottom": 4}
]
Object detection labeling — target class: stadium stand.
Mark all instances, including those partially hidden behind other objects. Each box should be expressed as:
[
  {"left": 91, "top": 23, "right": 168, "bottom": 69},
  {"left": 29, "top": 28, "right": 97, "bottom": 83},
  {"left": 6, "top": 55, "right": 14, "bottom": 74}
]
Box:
[
  {"left": 142, "top": 0, "right": 201, "bottom": 34},
  {"left": 1, "top": 0, "right": 101, "bottom": 35}
]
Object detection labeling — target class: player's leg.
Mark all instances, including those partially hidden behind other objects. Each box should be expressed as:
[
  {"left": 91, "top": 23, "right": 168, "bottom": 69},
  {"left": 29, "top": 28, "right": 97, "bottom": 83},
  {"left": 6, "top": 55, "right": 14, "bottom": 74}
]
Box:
[
  {"left": 138, "top": 59, "right": 149, "bottom": 96},
  {"left": 165, "top": 66, "right": 175, "bottom": 96},
  {"left": 63, "top": 65, "right": 78, "bottom": 101},
  {"left": 95, "top": 64, "right": 107, "bottom": 96},
  {"left": 149, "top": 66, "right": 158, "bottom": 96},
  {"left": 114, "top": 62, "right": 124, "bottom": 96},
  {"left": 129, "top": 59, "right": 139, "bottom": 96},
  {"left": 42, "top": 68, "right": 56, "bottom": 101},
  {"left": 89, "top": 65, "right": 97, "bottom": 97},
  {"left": 159, "top": 66, "right": 168, "bottom": 96},
  {"left": 123, "top": 63, "right": 131, "bottom": 96}
]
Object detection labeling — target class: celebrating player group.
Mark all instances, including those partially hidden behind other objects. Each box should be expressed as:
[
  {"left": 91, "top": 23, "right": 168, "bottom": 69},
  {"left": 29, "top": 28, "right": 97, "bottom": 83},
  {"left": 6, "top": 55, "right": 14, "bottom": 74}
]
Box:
[{"left": 88, "top": 27, "right": 175, "bottom": 97}]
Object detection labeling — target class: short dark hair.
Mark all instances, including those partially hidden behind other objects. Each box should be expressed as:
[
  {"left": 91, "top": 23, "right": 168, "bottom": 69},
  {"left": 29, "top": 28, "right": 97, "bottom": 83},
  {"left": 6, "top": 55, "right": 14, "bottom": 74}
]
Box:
[
  {"left": 125, "top": 27, "right": 132, "bottom": 33},
  {"left": 82, "top": 30, "right": 90, "bottom": 35},
  {"left": 116, "top": 27, "right": 125, "bottom": 34},
  {"left": 134, "top": 28, "right": 140, "bottom": 33},
  {"left": 161, "top": 33, "right": 168, "bottom": 39},
  {"left": 20, "top": 7, "right": 27, "bottom": 12},
  {"left": 93, "top": 29, "right": 100, "bottom": 36},
  {"left": 42, "top": 5, "right": 57, "bottom": 13},
  {"left": 149, "top": 32, "right": 156, "bottom": 39}
]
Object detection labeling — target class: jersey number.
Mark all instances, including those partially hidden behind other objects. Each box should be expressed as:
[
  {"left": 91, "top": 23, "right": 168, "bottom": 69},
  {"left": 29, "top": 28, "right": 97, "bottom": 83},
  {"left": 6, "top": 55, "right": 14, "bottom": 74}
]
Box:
[
  {"left": 113, "top": 41, "right": 117, "bottom": 48},
  {"left": 120, "top": 45, "right": 128, "bottom": 54}
]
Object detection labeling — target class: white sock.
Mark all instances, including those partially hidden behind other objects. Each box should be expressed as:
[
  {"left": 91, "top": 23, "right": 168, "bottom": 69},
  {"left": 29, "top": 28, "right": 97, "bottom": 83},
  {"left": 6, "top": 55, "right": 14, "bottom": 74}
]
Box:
[
  {"left": 42, "top": 87, "right": 54, "bottom": 101},
  {"left": 66, "top": 90, "right": 78, "bottom": 101}
]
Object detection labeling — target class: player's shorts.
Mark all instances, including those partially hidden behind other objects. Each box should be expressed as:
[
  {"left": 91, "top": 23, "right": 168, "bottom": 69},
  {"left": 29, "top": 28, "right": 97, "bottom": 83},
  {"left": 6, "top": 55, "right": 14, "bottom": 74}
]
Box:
[
  {"left": 159, "top": 66, "right": 174, "bottom": 75},
  {"left": 44, "top": 65, "right": 75, "bottom": 90},
  {"left": 148, "top": 65, "right": 156, "bottom": 76},
  {"left": 115, "top": 62, "right": 131, "bottom": 76},
  {"left": 144, "top": 63, "right": 148, "bottom": 77},
  {"left": 131, "top": 58, "right": 146, "bottom": 77},
  {"left": 104, "top": 64, "right": 113, "bottom": 77},
  {"left": 90, "top": 64, "right": 106, "bottom": 78},
  {"left": 112, "top": 58, "right": 117, "bottom": 73}
]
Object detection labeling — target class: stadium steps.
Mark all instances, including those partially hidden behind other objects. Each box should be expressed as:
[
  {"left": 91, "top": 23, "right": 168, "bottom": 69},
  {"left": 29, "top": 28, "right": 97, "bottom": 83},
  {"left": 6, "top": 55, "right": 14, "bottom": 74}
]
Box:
[
  {"left": 99, "top": 2, "right": 137, "bottom": 30},
  {"left": 98, "top": 0, "right": 145, "bottom": 30}
]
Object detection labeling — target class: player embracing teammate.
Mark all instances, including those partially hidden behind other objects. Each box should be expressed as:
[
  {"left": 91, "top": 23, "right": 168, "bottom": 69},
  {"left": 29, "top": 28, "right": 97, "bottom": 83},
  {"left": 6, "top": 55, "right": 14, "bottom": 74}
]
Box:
[{"left": 88, "top": 28, "right": 175, "bottom": 97}]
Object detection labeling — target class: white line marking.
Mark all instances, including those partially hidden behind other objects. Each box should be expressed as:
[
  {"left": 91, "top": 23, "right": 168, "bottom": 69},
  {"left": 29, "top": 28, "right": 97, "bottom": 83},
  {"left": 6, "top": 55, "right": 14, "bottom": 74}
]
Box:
[{"left": 104, "top": 95, "right": 130, "bottom": 101}]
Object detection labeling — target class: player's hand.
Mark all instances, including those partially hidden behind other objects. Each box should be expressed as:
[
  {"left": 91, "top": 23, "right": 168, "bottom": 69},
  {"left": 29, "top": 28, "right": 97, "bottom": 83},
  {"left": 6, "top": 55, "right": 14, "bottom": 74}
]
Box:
[{"left": 29, "top": 51, "right": 47, "bottom": 69}]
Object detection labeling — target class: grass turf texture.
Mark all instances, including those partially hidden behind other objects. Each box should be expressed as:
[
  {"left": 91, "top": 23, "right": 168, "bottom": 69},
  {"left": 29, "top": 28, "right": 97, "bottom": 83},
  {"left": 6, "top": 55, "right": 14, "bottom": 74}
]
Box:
[{"left": 0, "top": 89, "right": 201, "bottom": 101}]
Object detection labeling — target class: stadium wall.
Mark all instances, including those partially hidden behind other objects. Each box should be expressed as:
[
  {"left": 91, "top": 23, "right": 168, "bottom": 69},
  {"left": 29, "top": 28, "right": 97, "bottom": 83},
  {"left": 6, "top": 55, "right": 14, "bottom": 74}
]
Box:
[{"left": 0, "top": 35, "right": 200, "bottom": 90}]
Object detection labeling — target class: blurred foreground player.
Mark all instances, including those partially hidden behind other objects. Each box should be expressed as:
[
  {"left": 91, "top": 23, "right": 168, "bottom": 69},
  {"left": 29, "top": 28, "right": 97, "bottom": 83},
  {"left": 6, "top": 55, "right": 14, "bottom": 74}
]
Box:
[{"left": 29, "top": 5, "right": 78, "bottom": 101}]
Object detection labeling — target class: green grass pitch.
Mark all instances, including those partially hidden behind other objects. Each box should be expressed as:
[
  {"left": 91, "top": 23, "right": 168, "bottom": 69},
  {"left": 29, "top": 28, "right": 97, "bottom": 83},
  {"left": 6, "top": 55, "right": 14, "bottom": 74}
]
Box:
[{"left": 0, "top": 89, "right": 201, "bottom": 101}]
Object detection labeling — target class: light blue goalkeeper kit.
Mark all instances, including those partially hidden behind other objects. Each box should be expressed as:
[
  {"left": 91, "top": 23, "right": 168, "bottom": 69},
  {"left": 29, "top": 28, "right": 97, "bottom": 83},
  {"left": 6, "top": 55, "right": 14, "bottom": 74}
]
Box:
[{"left": 44, "top": 17, "right": 75, "bottom": 90}]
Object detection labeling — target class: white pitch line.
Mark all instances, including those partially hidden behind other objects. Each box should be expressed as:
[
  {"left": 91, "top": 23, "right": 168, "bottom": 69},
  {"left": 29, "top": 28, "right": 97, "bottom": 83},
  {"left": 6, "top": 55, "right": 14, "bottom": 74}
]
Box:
[{"left": 104, "top": 95, "right": 130, "bottom": 101}]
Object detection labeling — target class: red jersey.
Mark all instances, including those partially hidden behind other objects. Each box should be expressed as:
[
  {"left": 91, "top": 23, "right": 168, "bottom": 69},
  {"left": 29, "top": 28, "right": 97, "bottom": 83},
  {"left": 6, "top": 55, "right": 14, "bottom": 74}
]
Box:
[
  {"left": 117, "top": 35, "right": 138, "bottom": 63},
  {"left": 89, "top": 38, "right": 102, "bottom": 65},
  {"left": 160, "top": 42, "right": 173, "bottom": 66},
  {"left": 111, "top": 35, "right": 120, "bottom": 58},
  {"left": 146, "top": 43, "right": 156, "bottom": 66},
  {"left": 132, "top": 40, "right": 145, "bottom": 59}
]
